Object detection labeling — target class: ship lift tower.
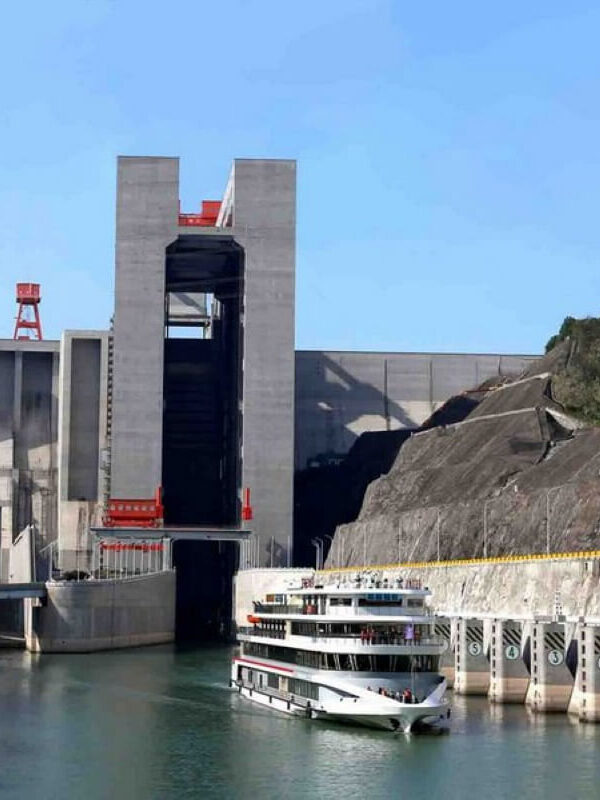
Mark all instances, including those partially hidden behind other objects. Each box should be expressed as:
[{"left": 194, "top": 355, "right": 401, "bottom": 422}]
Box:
[{"left": 14, "top": 282, "right": 43, "bottom": 340}]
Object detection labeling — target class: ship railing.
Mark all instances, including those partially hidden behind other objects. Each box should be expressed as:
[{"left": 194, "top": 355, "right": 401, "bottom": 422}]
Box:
[
  {"left": 253, "top": 603, "right": 306, "bottom": 615},
  {"left": 238, "top": 628, "right": 446, "bottom": 648},
  {"left": 292, "top": 633, "right": 446, "bottom": 649},
  {"left": 352, "top": 607, "right": 433, "bottom": 617},
  {"left": 253, "top": 602, "right": 434, "bottom": 617},
  {"left": 293, "top": 633, "right": 445, "bottom": 647},
  {"left": 237, "top": 626, "right": 285, "bottom": 639}
]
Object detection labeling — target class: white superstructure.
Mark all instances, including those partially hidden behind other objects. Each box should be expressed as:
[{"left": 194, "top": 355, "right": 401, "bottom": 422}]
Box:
[{"left": 231, "top": 576, "right": 450, "bottom": 733}]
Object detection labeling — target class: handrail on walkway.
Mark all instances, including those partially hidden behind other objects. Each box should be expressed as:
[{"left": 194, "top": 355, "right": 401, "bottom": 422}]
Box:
[{"left": 318, "top": 549, "right": 600, "bottom": 575}]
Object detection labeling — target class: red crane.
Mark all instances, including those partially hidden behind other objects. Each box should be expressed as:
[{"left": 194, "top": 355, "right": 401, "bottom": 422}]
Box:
[{"left": 14, "top": 283, "right": 43, "bottom": 340}]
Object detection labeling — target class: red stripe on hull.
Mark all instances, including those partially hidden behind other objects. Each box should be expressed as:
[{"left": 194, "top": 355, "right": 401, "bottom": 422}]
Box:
[{"left": 234, "top": 657, "right": 294, "bottom": 674}]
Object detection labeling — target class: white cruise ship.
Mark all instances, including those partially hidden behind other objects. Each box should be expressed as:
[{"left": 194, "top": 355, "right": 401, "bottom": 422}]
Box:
[{"left": 231, "top": 576, "right": 450, "bottom": 733}]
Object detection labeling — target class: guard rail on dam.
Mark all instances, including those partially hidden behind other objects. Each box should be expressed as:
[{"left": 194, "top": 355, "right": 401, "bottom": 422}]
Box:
[
  {"left": 234, "top": 551, "right": 600, "bottom": 723},
  {"left": 0, "top": 531, "right": 176, "bottom": 653},
  {"left": 3, "top": 525, "right": 251, "bottom": 650}
]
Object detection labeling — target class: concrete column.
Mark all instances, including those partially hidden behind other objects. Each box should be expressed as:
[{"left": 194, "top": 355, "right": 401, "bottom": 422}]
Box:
[
  {"left": 13, "top": 351, "right": 22, "bottom": 433},
  {"left": 111, "top": 156, "right": 179, "bottom": 499},
  {"left": 0, "top": 352, "right": 15, "bottom": 579},
  {"left": 525, "top": 620, "right": 575, "bottom": 712},
  {"left": 454, "top": 617, "right": 490, "bottom": 695},
  {"left": 434, "top": 616, "right": 456, "bottom": 688},
  {"left": 11, "top": 352, "right": 22, "bottom": 543},
  {"left": 568, "top": 623, "right": 600, "bottom": 722},
  {"left": 232, "top": 159, "right": 296, "bottom": 567},
  {"left": 57, "top": 332, "right": 109, "bottom": 570},
  {"left": 488, "top": 618, "right": 529, "bottom": 703}
]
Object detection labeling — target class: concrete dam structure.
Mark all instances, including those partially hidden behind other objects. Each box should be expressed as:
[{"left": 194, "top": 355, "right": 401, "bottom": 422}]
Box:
[
  {"left": 0, "top": 155, "right": 537, "bottom": 650},
  {"left": 327, "top": 339, "right": 600, "bottom": 569}
]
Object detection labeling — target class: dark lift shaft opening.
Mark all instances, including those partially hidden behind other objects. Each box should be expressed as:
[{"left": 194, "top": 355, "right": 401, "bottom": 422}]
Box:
[
  {"left": 173, "top": 540, "right": 238, "bottom": 641},
  {"left": 162, "top": 236, "right": 244, "bottom": 641}
]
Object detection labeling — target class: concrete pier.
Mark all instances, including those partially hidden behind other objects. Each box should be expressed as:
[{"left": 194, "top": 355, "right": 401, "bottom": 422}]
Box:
[
  {"left": 525, "top": 621, "right": 575, "bottom": 712},
  {"left": 455, "top": 618, "right": 490, "bottom": 695},
  {"left": 488, "top": 618, "right": 529, "bottom": 703},
  {"left": 434, "top": 616, "right": 456, "bottom": 688},
  {"left": 568, "top": 623, "right": 600, "bottom": 722},
  {"left": 25, "top": 571, "right": 176, "bottom": 652}
]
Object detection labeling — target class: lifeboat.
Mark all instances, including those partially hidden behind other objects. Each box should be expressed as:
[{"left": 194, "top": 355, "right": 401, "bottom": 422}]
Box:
[{"left": 247, "top": 614, "right": 262, "bottom": 625}]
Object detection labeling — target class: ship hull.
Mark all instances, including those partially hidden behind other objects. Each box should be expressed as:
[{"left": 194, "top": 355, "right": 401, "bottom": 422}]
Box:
[{"left": 231, "top": 657, "right": 450, "bottom": 733}]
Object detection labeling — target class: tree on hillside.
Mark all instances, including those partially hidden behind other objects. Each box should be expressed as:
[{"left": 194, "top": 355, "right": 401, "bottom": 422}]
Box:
[{"left": 548, "top": 316, "right": 600, "bottom": 425}]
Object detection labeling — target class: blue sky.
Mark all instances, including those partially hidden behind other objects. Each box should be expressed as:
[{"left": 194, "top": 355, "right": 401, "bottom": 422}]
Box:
[{"left": 1, "top": 1, "right": 599, "bottom": 354}]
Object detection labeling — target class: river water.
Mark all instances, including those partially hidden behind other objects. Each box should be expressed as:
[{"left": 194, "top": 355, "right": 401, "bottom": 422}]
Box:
[{"left": 0, "top": 644, "right": 599, "bottom": 800}]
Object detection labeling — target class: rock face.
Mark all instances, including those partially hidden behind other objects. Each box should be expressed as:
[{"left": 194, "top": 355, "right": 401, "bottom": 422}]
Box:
[{"left": 327, "top": 340, "right": 600, "bottom": 567}]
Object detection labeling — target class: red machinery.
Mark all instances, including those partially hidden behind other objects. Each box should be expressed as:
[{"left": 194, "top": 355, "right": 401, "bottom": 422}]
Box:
[
  {"left": 103, "top": 486, "right": 164, "bottom": 528},
  {"left": 103, "top": 486, "right": 251, "bottom": 527},
  {"left": 14, "top": 283, "right": 43, "bottom": 340},
  {"left": 242, "top": 487, "right": 253, "bottom": 521},
  {"left": 178, "top": 200, "right": 221, "bottom": 227},
  {"left": 100, "top": 541, "right": 164, "bottom": 551}
]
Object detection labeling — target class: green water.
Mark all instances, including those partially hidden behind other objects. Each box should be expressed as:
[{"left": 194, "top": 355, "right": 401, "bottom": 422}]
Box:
[{"left": 0, "top": 645, "right": 599, "bottom": 800}]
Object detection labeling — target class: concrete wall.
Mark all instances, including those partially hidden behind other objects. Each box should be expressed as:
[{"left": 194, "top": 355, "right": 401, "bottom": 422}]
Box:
[
  {"left": 57, "top": 331, "right": 109, "bottom": 565},
  {"left": 231, "top": 159, "right": 296, "bottom": 567},
  {"left": 295, "top": 351, "right": 537, "bottom": 469},
  {"left": 111, "top": 156, "right": 179, "bottom": 498},
  {"left": 319, "top": 557, "right": 600, "bottom": 620},
  {"left": 0, "top": 340, "right": 59, "bottom": 580},
  {"left": 68, "top": 339, "right": 102, "bottom": 499},
  {"left": 0, "top": 349, "right": 15, "bottom": 579},
  {"left": 25, "top": 570, "right": 176, "bottom": 652},
  {"left": 8, "top": 526, "right": 35, "bottom": 583}
]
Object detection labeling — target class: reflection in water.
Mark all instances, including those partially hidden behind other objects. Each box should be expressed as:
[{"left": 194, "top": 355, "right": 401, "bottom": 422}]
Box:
[{"left": 0, "top": 646, "right": 599, "bottom": 800}]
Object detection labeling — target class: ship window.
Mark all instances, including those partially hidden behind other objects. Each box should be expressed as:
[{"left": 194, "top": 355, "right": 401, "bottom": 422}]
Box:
[
  {"left": 360, "top": 593, "right": 402, "bottom": 602},
  {"left": 329, "top": 598, "right": 352, "bottom": 606},
  {"left": 358, "top": 599, "right": 403, "bottom": 608},
  {"left": 265, "top": 594, "right": 286, "bottom": 604},
  {"left": 267, "top": 673, "right": 279, "bottom": 690},
  {"left": 406, "top": 599, "right": 423, "bottom": 608},
  {"left": 296, "top": 650, "right": 322, "bottom": 668},
  {"left": 289, "top": 679, "right": 319, "bottom": 700}
]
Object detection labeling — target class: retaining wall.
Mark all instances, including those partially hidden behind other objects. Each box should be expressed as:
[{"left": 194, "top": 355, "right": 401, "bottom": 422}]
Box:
[{"left": 25, "top": 570, "right": 175, "bottom": 652}]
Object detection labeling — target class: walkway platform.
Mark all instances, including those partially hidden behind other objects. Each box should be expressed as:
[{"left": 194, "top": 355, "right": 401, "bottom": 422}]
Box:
[
  {"left": 89, "top": 526, "right": 251, "bottom": 542},
  {"left": 0, "top": 582, "right": 47, "bottom": 600}
]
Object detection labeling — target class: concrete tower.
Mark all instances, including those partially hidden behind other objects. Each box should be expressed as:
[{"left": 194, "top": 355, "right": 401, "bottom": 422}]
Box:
[{"left": 110, "top": 157, "right": 296, "bottom": 567}]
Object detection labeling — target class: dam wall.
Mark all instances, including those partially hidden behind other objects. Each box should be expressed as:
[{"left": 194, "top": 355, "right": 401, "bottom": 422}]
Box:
[
  {"left": 348, "top": 555, "right": 600, "bottom": 620},
  {"left": 25, "top": 570, "right": 176, "bottom": 653},
  {"left": 0, "top": 336, "right": 536, "bottom": 575},
  {"left": 0, "top": 341, "right": 59, "bottom": 581},
  {"left": 294, "top": 350, "right": 536, "bottom": 470}
]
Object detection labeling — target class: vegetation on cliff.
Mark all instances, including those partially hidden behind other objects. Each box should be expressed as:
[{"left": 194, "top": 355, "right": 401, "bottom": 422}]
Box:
[{"left": 546, "top": 316, "right": 600, "bottom": 426}]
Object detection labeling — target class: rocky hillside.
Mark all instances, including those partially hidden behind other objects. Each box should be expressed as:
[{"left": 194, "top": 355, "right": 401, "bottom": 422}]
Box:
[{"left": 327, "top": 327, "right": 600, "bottom": 567}]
